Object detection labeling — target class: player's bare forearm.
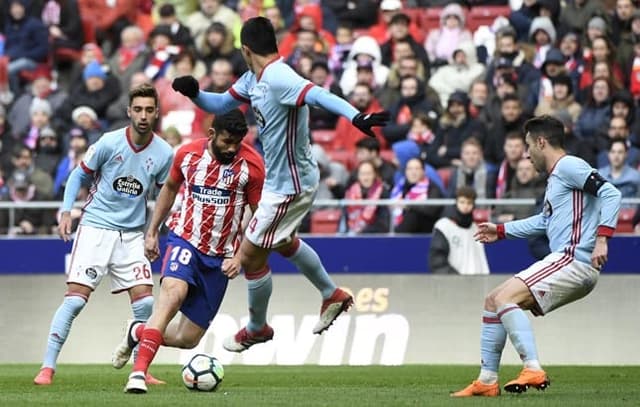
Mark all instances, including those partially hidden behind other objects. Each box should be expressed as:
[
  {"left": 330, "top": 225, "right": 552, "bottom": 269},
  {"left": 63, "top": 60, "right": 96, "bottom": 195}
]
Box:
[
  {"left": 591, "top": 236, "right": 609, "bottom": 269},
  {"left": 148, "top": 179, "right": 180, "bottom": 235}
]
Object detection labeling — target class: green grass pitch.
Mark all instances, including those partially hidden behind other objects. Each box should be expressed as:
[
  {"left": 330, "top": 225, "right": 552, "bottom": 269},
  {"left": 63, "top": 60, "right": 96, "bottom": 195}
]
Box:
[{"left": 1, "top": 365, "right": 639, "bottom": 406}]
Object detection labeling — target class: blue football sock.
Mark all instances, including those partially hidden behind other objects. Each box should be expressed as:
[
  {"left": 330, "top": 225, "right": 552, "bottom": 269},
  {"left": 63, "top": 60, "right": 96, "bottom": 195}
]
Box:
[
  {"left": 286, "top": 239, "right": 336, "bottom": 299},
  {"left": 247, "top": 271, "right": 272, "bottom": 333},
  {"left": 478, "top": 310, "right": 506, "bottom": 384},
  {"left": 131, "top": 295, "right": 154, "bottom": 361},
  {"left": 42, "top": 295, "right": 87, "bottom": 369},
  {"left": 498, "top": 303, "right": 540, "bottom": 366}
]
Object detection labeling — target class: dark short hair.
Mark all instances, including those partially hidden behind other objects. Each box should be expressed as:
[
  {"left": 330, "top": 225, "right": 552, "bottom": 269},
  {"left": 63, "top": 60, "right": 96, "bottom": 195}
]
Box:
[
  {"left": 609, "top": 137, "right": 629, "bottom": 152},
  {"left": 523, "top": 115, "right": 565, "bottom": 149},
  {"left": 501, "top": 93, "right": 521, "bottom": 105},
  {"left": 159, "top": 3, "right": 175, "bottom": 17},
  {"left": 390, "top": 13, "right": 410, "bottom": 26},
  {"left": 456, "top": 186, "right": 477, "bottom": 201},
  {"left": 212, "top": 109, "right": 248, "bottom": 138},
  {"left": 240, "top": 16, "right": 278, "bottom": 55},
  {"left": 129, "top": 83, "right": 158, "bottom": 107},
  {"left": 355, "top": 136, "right": 381, "bottom": 153}
]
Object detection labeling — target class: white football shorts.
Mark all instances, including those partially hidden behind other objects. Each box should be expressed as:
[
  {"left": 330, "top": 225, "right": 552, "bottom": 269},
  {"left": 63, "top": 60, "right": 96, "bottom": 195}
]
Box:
[
  {"left": 66, "top": 225, "right": 153, "bottom": 292},
  {"left": 516, "top": 251, "right": 599, "bottom": 316},
  {"left": 244, "top": 187, "right": 316, "bottom": 249}
]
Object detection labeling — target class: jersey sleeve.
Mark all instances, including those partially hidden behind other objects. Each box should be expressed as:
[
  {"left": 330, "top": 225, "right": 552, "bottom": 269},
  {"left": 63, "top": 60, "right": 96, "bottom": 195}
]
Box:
[
  {"left": 245, "top": 151, "right": 265, "bottom": 206},
  {"left": 169, "top": 146, "right": 187, "bottom": 184},
  {"left": 228, "top": 71, "right": 253, "bottom": 104},
  {"left": 555, "top": 156, "right": 596, "bottom": 190},
  {"left": 80, "top": 136, "right": 110, "bottom": 173},
  {"left": 269, "top": 66, "right": 314, "bottom": 107}
]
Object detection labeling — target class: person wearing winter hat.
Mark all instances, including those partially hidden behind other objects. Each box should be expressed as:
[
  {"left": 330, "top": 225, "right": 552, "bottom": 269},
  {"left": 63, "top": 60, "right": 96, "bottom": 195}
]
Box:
[
  {"left": 526, "top": 48, "right": 567, "bottom": 114},
  {"left": 24, "top": 98, "right": 53, "bottom": 149},
  {"left": 83, "top": 60, "right": 107, "bottom": 82},
  {"left": 529, "top": 16, "right": 557, "bottom": 69}
]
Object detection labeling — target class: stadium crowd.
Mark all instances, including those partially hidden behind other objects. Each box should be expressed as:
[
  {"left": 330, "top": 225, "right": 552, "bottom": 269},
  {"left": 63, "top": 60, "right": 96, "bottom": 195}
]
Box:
[{"left": 0, "top": 0, "right": 639, "bottom": 236}]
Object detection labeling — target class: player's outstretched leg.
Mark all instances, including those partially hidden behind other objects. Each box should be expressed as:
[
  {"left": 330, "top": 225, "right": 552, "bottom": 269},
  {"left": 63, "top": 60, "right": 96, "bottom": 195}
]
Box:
[
  {"left": 223, "top": 267, "right": 274, "bottom": 352},
  {"left": 498, "top": 304, "right": 549, "bottom": 393},
  {"left": 278, "top": 237, "right": 353, "bottom": 334},
  {"left": 34, "top": 294, "right": 87, "bottom": 385},
  {"left": 451, "top": 310, "right": 505, "bottom": 397},
  {"left": 129, "top": 293, "right": 165, "bottom": 385}
]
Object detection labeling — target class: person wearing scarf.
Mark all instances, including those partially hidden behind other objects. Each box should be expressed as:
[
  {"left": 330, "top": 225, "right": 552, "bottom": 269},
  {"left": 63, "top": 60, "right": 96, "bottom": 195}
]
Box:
[
  {"left": 429, "top": 186, "right": 489, "bottom": 274},
  {"left": 391, "top": 157, "right": 443, "bottom": 233},
  {"left": 343, "top": 160, "right": 390, "bottom": 234}
]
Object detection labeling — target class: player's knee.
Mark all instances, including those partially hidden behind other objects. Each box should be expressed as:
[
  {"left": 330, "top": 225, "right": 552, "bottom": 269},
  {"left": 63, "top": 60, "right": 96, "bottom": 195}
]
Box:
[
  {"left": 484, "top": 292, "right": 498, "bottom": 312},
  {"left": 175, "top": 332, "right": 201, "bottom": 349},
  {"left": 131, "top": 295, "right": 154, "bottom": 320}
]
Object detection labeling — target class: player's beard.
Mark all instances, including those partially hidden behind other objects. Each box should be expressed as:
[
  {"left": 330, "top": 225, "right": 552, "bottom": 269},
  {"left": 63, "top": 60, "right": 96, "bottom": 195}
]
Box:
[
  {"left": 133, "top": 120, "right": 153, "bottom": 138},
  {"left": 211, "top": 143, "right": 237, "bottom": 165}
]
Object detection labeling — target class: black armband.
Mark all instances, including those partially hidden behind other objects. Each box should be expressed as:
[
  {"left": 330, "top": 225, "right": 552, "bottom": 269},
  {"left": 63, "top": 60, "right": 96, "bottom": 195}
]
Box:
[{"left": 583, "top": 171, "right": 607, "bottom": 196}]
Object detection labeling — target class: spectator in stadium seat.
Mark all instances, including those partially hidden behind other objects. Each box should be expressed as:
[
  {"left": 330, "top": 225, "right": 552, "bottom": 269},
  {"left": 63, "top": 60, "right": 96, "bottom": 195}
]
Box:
[
  {"left": 485, "top": 26, "right": 540, "bottom": 93},
  {"left": 368, "top": 0, "right": 425, "bottom": 45},
  {"left": 599, "top": 137, "right": 640, "bottom": 201},
  {"left": 428, "top": 41, "right": 485, "bottom": 111},
  {"left": 492, "top": 157, "right": 546, "bottom": 223},
  {"left": 486, "top": 94, "right": 528, "bottom": 165},
  {"left": 186, "top": 0, "right": 242, "bottom": 52},
  {"left": 468, "top": 79, "right": 490, "bottom": 125},
  {"left": 156, "top": 50, "right": 207, "bottom": 118},
  {"left": 0, "top": 105, "right": 16, "bottom": 176},
  {"left": 8, "top": 70, "right": 67, "bottom": 140},
  {"left": 34, "top": 126, "right": 61, "bottom": 178},
  {"left": 277, "top": 3, "right": 336, "bottom": 59},
  {"left": 334, "top": 83, "right": 386, "bottom": 151},
  {"left": 341, "top": 159, "right": 391, "bottom": 235},
  {"left": 579, "top": 36, "right": 624, "bottom": 96},
  {"left": 21, "top": 98, "right": 53, "bottom": 151},
  {"left": 429, "top": 186, "right": 490, "bottom": 275},
  {"left": 558, "top": 0, "right": 605, "bottom": 38},
  {"left": 143, "top": 25, "right": 183, "bottom": 81},
  {"left": 67, "top": 43, "right": 105, "bottom": 94},
  {"left": 426, "top": 90, "right": 486, "bottom": 169},
  {"left": 106, "top": 26, "right": 150, "bottom": 92},
  {"left": 391, "top": 157, "right": 443, "bottom": 233},
  {"left": 558, "top": 32, "right": 585, "bottom": 91},
  {"left": 197, "top": 22, "right": 247, "bottom": 79},
  {"left": 574, "top": 76, "right": 612, "bottom": 141},
  {"left": 71, "top": 105, "right": 102, "bottom": 146},
  {"left": 41, "top": 0, "right": 84, "bottom": 53},
  {"left": 263, "top": 6, "right": 287, "bottom": 45},
  {"left": 308, "top": 61, "right": 343, "bottom": 130},
  {"left": 534, "top": 73, "right": 582, "bottom": 123},
  {"left": 383, "top": 75, "right": 438, "bottom": 147},
  {"left": 285, "top": 29, "right": 328, "bottom": 74},
  {"left": 3, "top": 169, "right": 54, "bottom": 235},
  {"left": 78, "top": 0, "right": 137, "bottom": 55},
  {"left": 528, "top": 16, "right": 556, "bottom": 70},
  {"left": 10, "top": 144, "right": 53, "bottom": 199},
  {"left": 324, "top": 0, "right": 378, "bottom": 30},
  {"left": 53, "top": 127, "right": 88, "bottom": 198},
  {"left": 4, "top": 0, "right": 49, "bottom": 96},
  {"left": 156, "top": 3, "right": 194, "bottom": 49},
  {"left": 379, "top": 52, "right": 441, "bottom": 111},
  {"left": 424, "top": 3, "right": 472, "bottom": 70},
  {"left": 339, "top": 35, "right": 389, "bottom": 96},
  {"left": 311, "top": 144, "right": 350, "bottom": 202},
  {"left": 526, "top": 48, "right": 567, "bottom": 115},
  {"left": 482, "top": 73, "right": 520, "bottom": 130},
  {"left": 447, "top": 137, "right": 497, "bottom": 199},
  {"left": 348, "top": 136, "right": 396, "bottom": 187},
  {"left": 495, "top": 132, "right": 526, "bottom": 199},
  {"left": 553, "top": 110, "right": 597, "bottom": 167},
  {"left": 55, "top": 61, "right": 121, "bottom": 131},
  {"left": 595, "top": 117, "right": 640, "bottom": 169},
  {"left": 380, "top": 13, "right": 430, "bottom": 74}
]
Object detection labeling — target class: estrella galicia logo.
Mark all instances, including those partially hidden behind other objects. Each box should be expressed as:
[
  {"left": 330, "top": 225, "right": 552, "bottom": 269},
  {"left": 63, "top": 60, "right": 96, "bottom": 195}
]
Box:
[
  {"left": 253, "top": 106, "right": 266, "bottom": 128},
  {"left": 85, "top": 267, "right": 97, "bottom": 280},
  {"left": 113, "top": 175, "right": 144, "bottom": 197},
  {"left": 543, "top": 199, "right": 553, "bottom": 217}
]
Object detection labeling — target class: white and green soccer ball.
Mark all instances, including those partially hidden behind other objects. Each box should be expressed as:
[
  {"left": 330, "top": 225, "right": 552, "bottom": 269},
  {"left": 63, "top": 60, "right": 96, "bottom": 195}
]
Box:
[{"left": 181, "top": 354, "right": 224, "bottom": 392}]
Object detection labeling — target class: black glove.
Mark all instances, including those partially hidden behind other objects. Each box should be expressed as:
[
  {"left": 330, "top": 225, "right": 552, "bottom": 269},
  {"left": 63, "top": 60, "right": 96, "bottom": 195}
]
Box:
[
  {"left": 172, "top": 75, "right": 199, "bottom": 98},
  {"left": 352, "top": 111, "right": 391, "bottom": 138}
]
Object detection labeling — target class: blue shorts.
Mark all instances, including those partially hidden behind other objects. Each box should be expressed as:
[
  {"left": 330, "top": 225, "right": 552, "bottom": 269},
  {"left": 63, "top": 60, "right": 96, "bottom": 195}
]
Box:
[{"left": 161, "top": 232, "right": 229, "bottom": 329}]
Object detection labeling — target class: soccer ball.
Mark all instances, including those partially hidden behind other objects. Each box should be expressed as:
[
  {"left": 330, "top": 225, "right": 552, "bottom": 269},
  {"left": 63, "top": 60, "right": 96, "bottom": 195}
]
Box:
[{"left": 181, "top": 354, "right": 224, "bottom": 392}]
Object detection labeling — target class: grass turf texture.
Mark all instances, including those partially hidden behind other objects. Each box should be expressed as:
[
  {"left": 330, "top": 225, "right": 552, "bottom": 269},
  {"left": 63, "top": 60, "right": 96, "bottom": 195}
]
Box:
[{"left": 1, "top": 365, "right": 638, "bottom": 406}]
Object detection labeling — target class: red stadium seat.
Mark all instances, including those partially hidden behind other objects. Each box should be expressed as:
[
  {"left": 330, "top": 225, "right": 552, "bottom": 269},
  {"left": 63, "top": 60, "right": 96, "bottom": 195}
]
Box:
[
  {"left": 616, "top": 208, "right": 636, "bottom": 234},
  {"left": 311, "top": 129, "right": 337, "bottom": 150},
  {"left": 468, "top": 6, "right": 511, "bottom": 32},
  {"left": 311, "top": 209, "right": 342, "bottom": 234},
  {"left": 473, "top": 208, "right": 491, "bottom": 224}
]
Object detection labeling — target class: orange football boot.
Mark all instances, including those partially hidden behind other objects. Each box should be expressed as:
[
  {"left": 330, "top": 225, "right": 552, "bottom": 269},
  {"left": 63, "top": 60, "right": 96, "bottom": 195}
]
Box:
[
  {"left": 450, "top": 380, "right": 500, "bottom": 397},
  {"left": 504, "top": 368, "right": 550, "bottom": 393}
]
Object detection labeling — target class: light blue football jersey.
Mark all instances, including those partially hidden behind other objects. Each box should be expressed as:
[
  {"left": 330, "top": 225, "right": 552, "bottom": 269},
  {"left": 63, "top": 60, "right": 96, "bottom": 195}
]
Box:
[
  {"left": 79, "top": 127, "right": 173, "bottom": 231},
  {"left": 505, "top": 155, "right": 621, "bottom": 265},
  {"left": 230, "top": 57, "right": 319, "bottom": 194}
]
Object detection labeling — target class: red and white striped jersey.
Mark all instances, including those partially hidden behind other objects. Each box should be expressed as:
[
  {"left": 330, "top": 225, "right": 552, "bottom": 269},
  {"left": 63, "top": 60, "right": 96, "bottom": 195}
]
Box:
[{"left": 167, "top": 139, "right": 265, "bottom": 257}]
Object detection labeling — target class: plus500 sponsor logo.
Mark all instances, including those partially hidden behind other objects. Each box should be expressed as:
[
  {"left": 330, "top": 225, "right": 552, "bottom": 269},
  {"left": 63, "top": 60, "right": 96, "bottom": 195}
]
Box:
[{"left": 180, "top": 287, "right": 409, "bottom": 366}]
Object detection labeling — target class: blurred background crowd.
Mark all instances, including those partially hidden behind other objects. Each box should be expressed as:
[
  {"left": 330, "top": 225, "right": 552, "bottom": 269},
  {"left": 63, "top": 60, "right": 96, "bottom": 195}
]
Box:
[{"left": 0, "top": 0, "right": 638, "bottom": 237}]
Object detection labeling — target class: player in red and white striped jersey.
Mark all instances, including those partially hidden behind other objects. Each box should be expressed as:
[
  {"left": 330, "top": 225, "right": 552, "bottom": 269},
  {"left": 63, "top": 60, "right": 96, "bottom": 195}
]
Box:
[{"left": 114, "top": 109, "right": 265, "bottom": 394}]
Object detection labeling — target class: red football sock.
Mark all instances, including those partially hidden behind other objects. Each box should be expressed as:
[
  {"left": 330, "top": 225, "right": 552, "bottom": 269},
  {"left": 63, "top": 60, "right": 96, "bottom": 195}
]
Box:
[
  {"left": 133, "top": 328, "right": 163, "bottom": 374},
  {"left": 134, "top": 323, "right": 146, "bottom": 341}
]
